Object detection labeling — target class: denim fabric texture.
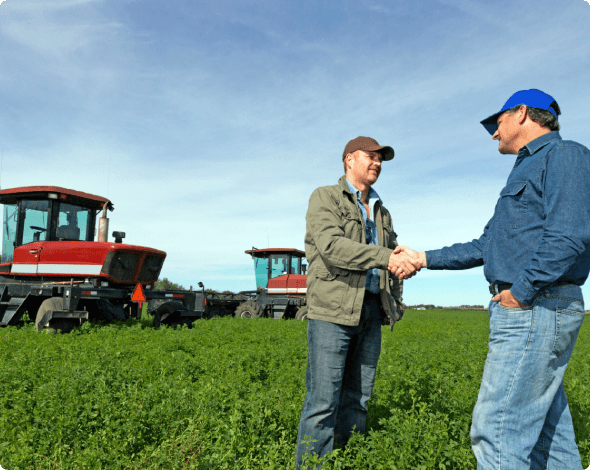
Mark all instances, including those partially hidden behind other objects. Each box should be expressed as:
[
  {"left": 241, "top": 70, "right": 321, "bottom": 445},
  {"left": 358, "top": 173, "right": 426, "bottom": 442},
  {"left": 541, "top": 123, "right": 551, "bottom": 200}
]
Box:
[
  {"left": 346, "top": 178, "right": 381, "bottom": 294},
  {"left": 425, "top": 131, "right": 590, "bottom": 306},
  {"left": 295, "top": 294, "right": 382, "bottom": 469},
  {"left": 471, "top": 284, "right": 585, "bottom": 470}
]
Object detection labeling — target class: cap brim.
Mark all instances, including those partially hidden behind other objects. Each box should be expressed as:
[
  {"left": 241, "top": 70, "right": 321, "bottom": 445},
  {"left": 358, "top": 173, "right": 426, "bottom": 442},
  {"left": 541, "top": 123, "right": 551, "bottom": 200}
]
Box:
[
  {"left": 480, "top": 111, "right": 502, "bottom": 136},
  {"left": 367, "top": 145, "right": 395, "bottom": 161}
]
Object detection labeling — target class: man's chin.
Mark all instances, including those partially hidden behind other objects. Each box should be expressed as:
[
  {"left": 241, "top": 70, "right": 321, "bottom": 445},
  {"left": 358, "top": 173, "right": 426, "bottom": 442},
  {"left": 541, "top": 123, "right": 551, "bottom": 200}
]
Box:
[
  {"left": 498, "top": 143, "right": 513, "bottom": 155},
  {"left": 367, "top": 175, "right": 379, "bottom": 185}
]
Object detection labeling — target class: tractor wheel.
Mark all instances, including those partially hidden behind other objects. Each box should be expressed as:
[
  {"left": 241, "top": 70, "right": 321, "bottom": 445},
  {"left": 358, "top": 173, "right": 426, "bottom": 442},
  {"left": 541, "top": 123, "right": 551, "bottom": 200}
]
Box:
[
  {"left": 151, "top": 301, "right": 187, "bottom": 328},
  {"left": 234, "top": 301, "right": 263, "bottom": 318},
  {"left": 147, "top": 299, "right": 165, "bottom": 327},
  {"left": 35, "top": 297, "right": 76, "bottom": 333},
  {"left": 295, "top": 306, "right": 308, "bottom": 321}
]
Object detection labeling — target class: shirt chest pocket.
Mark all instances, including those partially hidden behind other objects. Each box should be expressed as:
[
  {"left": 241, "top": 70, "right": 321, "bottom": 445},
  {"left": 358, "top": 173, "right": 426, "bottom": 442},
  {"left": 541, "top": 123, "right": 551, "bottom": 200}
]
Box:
[{"left": 497, "top": 181, "right": 528, "bottom": 229}]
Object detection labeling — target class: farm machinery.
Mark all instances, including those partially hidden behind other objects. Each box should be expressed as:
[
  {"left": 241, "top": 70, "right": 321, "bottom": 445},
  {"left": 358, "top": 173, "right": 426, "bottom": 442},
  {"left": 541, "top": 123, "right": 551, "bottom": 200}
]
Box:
[
  {"left": 234, "top": 248, "right": 308, "bottom": 320},
  {"left": 0, "top": 186, "right": 207, "bottom": 331}
]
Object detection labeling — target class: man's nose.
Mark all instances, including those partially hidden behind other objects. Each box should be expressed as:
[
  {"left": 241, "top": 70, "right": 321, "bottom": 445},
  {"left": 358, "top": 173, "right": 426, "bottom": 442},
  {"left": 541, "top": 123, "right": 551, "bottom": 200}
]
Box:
[{"left": 492, "top": 129, "right": 499, "bottom": 140}]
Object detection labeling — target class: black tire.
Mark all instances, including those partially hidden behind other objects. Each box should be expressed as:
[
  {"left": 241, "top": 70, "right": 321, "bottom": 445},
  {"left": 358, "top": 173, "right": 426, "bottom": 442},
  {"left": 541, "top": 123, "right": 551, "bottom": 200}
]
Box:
[
  {"left": 147, "top": 299, "right": 166, "bottom": 327},
  {"left": 234, "top": 301, "right": 263, "bottom": 318},
  {"left": 35, "top": 297, "right": 76, "bottom": 333},
  {"left": 151, "top": 300, "right": 187, "bottom": 328},
  {"left": 295, "top": 305, "right": 308, "bottom": 321}
]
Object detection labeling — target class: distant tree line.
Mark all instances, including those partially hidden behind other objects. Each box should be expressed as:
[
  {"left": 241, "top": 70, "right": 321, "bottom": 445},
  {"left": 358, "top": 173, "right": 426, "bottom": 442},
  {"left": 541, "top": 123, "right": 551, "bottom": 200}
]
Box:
[
  {"left": 154, "top": 278, "right": 235, "bottom": 296},
  {"left": 408, "top": 304, "right": 486, "bottom": 310}
]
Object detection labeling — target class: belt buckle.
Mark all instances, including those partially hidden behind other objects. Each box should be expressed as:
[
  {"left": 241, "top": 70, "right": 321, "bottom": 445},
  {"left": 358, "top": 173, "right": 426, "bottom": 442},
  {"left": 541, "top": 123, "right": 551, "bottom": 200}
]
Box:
[{"left": 489, "top": 284, "right": 497, "bottom": 295}]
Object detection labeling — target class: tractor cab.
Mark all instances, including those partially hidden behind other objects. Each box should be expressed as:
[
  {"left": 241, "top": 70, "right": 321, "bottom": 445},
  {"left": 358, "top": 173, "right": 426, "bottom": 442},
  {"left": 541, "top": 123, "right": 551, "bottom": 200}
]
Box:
[
  {"left": 0, "top": 186, "right": 165, "bottom": 285},
  {"left": 245, "top": 247, "right": 307, "bottom": 293},
  {"left": 1, "top": 186, "right": 109, "bottom": 263}
]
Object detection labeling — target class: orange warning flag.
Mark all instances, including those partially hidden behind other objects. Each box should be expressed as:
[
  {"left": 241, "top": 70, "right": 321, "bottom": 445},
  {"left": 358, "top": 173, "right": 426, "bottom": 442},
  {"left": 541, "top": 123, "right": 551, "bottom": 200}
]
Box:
[{"left": 131, "top": 283, "right": 146, "bottom": 307}]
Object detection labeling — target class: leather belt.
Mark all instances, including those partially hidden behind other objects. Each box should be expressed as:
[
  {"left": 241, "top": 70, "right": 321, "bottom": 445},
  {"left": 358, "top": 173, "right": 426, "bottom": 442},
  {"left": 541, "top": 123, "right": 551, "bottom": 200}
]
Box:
[
  {"left": 489, "top": 281, "right": 573, "bottom": 296},
  {"left": 489, "top": 283, "right": 512, "bottom": 295}
]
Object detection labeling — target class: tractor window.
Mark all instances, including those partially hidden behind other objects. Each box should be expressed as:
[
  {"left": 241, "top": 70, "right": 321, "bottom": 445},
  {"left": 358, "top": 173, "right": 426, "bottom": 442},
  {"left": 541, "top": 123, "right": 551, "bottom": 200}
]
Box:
[
  {"left": 291, "top": 256, "right": 302, "bottom": 275},
  {"left": 2, "top": 204, "right": 17, "bottom": 263},
  {"left": 57, "top": 203, "right": 91, "bottom": 241},
  {"left": 270, "top": 254, "right": 289, "bottom": 279},
  {"left": 21, "top": 200, "right": 49, "bottom": 245},
  {"left": 254, "top": 257, "right": 269, "bottom": 289}
]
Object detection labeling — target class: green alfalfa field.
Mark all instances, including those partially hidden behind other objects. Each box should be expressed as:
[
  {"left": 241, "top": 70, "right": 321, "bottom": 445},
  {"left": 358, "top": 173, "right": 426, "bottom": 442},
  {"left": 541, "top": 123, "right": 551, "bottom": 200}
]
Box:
[{"left": 0, "top": 310, "right": 588, "bottom": 470}]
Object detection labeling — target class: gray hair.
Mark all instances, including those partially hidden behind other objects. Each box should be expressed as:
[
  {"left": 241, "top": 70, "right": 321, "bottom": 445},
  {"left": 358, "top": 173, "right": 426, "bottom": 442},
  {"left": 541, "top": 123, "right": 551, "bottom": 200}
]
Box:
[{"left": 506, "top": 104, "right": 560, "bottom": 131}]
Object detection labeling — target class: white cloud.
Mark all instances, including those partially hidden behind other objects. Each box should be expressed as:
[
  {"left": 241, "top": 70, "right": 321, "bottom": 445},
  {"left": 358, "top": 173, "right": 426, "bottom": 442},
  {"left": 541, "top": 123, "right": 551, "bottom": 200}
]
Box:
[
  {"left": 3, "top": 19, "right": 123, "bottom": 56},
  {"left": 3, "top": 0, "right": 100, "bottom": 10}
]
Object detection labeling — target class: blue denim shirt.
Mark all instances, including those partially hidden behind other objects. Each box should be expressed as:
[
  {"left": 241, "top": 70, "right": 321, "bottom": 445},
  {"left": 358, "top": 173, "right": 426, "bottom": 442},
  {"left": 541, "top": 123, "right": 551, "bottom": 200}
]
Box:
[
  {"left": 426, "top": 131, "right": 590, "bottom": 305},
  {"left": 346, "top": 178, "right": 381, "bottom": 294}
]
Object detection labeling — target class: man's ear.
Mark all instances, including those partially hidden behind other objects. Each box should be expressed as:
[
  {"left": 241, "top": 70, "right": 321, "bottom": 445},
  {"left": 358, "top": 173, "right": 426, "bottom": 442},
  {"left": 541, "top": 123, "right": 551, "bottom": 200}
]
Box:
[
  {"left": 518, "top": 105, "right": 528, "bottom": 124},
  {"left": 344, "top": 153, "right": 351, "bottom": 172}
]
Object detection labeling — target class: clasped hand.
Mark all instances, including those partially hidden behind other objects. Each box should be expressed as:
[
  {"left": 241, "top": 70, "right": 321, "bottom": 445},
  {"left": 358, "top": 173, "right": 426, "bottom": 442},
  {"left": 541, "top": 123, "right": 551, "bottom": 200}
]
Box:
[{"left": 388, "top": 246, "right": 426, "bottom": 280}]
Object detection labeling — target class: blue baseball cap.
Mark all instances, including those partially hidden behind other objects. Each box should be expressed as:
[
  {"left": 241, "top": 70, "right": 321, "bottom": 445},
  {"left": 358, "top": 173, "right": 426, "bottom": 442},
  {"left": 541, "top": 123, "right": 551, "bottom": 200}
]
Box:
[{"left": 480, "top": 89, "right": 561, "bottom": 135}]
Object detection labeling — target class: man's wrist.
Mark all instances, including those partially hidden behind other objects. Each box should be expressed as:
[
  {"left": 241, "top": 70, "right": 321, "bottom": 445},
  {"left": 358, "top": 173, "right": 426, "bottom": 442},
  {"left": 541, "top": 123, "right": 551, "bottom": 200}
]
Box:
[
  {"left": 418, "top": 252, "right": 427, "bottom": 269},
  {"left": 510, "top": 282, "right": 536, "bottom": 306}
]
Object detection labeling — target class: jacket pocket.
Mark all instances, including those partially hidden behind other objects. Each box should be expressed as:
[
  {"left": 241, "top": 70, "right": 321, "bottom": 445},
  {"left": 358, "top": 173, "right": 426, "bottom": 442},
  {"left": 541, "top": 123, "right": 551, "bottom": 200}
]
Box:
[
  {"left": 309, "top": 267, "right": 348, "bottom": 311},
  {"left": 497, "top": 181, "right": 528, "bottom": 229},
  {"left": 342, "top": 210, "right": 362, "bottom": 241}
]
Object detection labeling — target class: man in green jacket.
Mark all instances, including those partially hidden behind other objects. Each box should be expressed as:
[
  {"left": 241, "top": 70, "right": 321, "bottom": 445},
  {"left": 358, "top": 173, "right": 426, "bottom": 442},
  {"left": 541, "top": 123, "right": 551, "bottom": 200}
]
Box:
[{"left": 295, "top": 136, "right": 415, "bottom": 468}]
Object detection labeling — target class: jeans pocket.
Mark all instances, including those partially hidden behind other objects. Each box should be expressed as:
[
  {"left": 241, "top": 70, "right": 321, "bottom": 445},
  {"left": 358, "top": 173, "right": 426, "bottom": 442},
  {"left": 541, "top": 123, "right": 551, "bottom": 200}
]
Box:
[
  {"left": 496, "top": 303, "right": 533, "bottom": 312},
  {"left": 552, "top": 306, "right": 585, "bottom": 357}
]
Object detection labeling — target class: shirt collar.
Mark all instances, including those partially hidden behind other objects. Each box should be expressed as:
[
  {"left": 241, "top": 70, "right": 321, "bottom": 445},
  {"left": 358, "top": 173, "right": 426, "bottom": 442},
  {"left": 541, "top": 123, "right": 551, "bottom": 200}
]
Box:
[
  {"left": 522, "top": 131, "right": 562, "bottom": 156},
  {"left": 345, "top": 178, "right": 381, "bottom": 203}
]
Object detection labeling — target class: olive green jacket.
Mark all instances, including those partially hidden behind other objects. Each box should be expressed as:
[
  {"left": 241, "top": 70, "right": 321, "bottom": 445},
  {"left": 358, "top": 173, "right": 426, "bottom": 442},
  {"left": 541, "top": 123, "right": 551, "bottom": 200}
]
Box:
[{"left": 304, "top": 175, "right": 404, "bottom": 329}]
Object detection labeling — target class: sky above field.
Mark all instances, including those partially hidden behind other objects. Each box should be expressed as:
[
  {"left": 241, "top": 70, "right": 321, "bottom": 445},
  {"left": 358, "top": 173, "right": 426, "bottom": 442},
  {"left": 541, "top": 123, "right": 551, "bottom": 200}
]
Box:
[{"left": 1, "top": 0, "right": 590, "bottom": 306}]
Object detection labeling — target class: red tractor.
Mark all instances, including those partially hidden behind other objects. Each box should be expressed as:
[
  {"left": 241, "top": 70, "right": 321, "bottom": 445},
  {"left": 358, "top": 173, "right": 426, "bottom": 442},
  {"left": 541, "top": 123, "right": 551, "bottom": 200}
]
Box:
[
  {"left": 0, "top": 186, "right": 204, "bottom": 331},
  {"left": 234, "top": 247, "right": 308, "bottom": 320}
]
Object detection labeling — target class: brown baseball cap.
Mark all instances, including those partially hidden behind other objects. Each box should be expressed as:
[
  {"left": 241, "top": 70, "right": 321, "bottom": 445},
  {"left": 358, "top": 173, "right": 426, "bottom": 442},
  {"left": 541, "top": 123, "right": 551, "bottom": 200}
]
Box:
[{"left": 342, "top": 136, "right": 395, "bottom": 162}]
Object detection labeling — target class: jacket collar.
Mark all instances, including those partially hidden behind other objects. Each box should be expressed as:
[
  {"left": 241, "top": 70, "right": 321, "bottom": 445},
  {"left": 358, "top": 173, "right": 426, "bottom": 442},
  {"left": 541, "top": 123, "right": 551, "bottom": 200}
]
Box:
[
  {"left": 338, "top": 175, "right": 352, "bottom": 194},
  {"left": 338, "top": 175, "right": 382, "bottom": 209},
  {"left": 345, "top": 177, "right": 381, "bottom": 203}
]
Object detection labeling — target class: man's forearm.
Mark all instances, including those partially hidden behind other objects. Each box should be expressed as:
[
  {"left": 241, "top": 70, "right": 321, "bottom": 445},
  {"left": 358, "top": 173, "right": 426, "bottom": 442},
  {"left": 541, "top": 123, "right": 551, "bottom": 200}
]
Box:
[{"left": 424, "top": 239, "right": 485, "bottom": 270}]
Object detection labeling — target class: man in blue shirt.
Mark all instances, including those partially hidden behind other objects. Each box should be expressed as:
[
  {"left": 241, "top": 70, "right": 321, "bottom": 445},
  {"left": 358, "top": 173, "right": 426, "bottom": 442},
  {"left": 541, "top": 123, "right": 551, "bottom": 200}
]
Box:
[{"left": 398, "top": 89, "right": 590, "bottom": 469}]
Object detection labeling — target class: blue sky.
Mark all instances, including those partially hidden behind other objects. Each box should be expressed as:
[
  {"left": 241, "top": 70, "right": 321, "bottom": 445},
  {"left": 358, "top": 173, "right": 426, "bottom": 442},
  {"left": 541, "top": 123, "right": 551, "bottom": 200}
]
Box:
[{"left": 1, "top": 0, "right": 590, "bottom": 306}]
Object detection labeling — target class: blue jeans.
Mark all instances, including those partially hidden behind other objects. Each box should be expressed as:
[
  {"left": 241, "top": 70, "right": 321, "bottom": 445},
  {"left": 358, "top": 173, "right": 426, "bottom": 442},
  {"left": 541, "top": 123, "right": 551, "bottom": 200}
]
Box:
[
  {"left": 295, "top": 293, "right": 382, "bottom": 469},
  {"left": 471, "top": 284, "right": 586, "bottom": 470}
]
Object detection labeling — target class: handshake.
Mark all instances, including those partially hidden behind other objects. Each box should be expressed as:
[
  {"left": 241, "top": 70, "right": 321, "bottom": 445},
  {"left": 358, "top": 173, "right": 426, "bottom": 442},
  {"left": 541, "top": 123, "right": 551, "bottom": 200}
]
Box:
[{"left": 388, "top": 246, "right": 426, "bottom": 280}]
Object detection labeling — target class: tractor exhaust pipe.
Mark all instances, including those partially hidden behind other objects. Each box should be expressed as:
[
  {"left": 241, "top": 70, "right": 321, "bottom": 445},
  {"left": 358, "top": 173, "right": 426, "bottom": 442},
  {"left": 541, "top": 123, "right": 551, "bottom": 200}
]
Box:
[{"left": 98, "top": 204, "right": 109, "bottom": 242}]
